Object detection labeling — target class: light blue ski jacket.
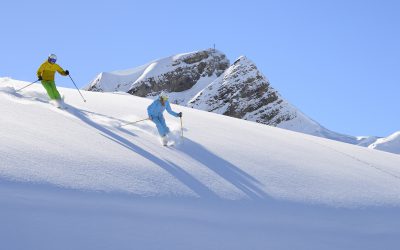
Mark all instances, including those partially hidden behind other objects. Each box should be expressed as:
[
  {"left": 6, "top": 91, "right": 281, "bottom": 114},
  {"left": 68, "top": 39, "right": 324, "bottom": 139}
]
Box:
[{"left": 147, "top": 99, "right": 179, "bottom": 119}]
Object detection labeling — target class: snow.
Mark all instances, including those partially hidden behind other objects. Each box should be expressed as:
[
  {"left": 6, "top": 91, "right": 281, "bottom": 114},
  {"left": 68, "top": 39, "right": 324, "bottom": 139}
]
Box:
[
  {"left": 369, "top": 131, "right": 400, "bottom": 154},
  {"left": 1, "top": 77, "right": 400, "bottom": 249},
  {"left": 86, "top": 51, "right": 190, "bottom": 92},
  {"left": 86, "top": 63, "right": 151, "bottom": 92}
]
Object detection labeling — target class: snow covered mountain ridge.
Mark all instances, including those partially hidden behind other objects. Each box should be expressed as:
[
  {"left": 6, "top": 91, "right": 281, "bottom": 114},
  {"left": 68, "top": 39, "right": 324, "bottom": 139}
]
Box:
[
  {"left": 368, "top": 131, "right": 400, "bottom": 154},
  {"left": 86, "top": 49, "right": 229, "bottom": 105},
  {"left": 86, "top": 49, "right": 399, "bottom": 154}
]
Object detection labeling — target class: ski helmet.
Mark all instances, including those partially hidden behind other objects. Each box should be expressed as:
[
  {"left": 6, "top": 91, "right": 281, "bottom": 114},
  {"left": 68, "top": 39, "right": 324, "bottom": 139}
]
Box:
[
  {"left": 160, "top": 92, "right": 169, "bottom": 102},
  {"left": 48, "top": 54, "right": 57, "bottom": 64}
]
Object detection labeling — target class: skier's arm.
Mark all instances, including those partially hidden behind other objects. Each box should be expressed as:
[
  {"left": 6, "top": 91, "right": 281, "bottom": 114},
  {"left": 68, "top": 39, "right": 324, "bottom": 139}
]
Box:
[
  {"left": 165, "top": 101, "right": 179, "bottom": 117},
  {"left": 37, "top": 63, "right": 45, "bottom": 78},
  {"left": 147, "top": 101, "right": 155, "bottom": 119},
  {"left": 56, "top": 64, "right": 68, "bottom": 76}
]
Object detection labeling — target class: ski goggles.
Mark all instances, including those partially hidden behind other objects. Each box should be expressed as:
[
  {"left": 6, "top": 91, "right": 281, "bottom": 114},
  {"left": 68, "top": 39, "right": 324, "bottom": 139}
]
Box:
[{"left": 48, "top": 58, "right": 57, "bottom": 63}]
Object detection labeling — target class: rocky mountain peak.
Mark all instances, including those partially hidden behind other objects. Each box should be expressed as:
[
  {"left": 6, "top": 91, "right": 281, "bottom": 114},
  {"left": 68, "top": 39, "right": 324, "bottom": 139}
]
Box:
[
  {"left": 189, "top": 55, "right": 294, "bottom": 126},
  {"left": 85, "top": 49, "right": 230, "bottom": 105},
  {"left": 127, "top": 49, "right": 229, "bottom": 99}
]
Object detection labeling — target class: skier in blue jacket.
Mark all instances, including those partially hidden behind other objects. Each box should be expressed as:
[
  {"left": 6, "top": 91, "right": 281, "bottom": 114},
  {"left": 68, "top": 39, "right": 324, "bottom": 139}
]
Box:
[{"left": 147, "top": 93, "right": 182, "bottom": 145}]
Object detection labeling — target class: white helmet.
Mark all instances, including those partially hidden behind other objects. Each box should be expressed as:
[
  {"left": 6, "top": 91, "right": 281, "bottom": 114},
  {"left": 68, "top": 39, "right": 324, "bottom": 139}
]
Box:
[
  {"left": 48, "top": 54, "right": 57, "bottom": 63},
  {"left": 160, "top": 92, "right": 169, "bottom": 101}
]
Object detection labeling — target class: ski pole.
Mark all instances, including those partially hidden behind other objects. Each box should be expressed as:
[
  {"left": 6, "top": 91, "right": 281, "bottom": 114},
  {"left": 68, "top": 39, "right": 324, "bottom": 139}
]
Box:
[
  {"left": 121, "top": 118, "right": 150, "bottom": 127},
  {"left": 16, "top": 79, "right": 40, "bottom": 92},
  {"left": 180, "top": 116, "right": 184, "bottom": 140},
  {"left": 68, "top": 74, "right": 87, "bottom": 102}
]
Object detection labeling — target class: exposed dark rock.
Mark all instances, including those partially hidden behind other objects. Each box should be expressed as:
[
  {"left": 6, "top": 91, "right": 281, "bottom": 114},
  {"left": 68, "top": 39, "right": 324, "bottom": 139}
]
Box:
[
  {"left": 128, "top": 49, "right": 229, "bottom": 98},
  {"left": 189, "top": 56, "right": 297, "bottom": 127}
]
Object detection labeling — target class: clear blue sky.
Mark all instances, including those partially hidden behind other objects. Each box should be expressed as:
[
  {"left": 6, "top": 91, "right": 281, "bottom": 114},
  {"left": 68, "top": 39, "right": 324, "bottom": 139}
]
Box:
[{"left": 1, "top": 0, "right": 399, "bottom": 137}]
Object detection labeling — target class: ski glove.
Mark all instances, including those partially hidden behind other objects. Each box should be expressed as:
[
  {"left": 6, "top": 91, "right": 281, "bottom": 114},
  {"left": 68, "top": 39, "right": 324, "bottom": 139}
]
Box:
[
  {"left": 64, "top": 70, "right": 69, "bottom": 75},
  {"left": 38, "top": 76, "right": 43, "bottom": 81},
  {"left": 178, "top": 112, "right": 182, "bottom": 118}
]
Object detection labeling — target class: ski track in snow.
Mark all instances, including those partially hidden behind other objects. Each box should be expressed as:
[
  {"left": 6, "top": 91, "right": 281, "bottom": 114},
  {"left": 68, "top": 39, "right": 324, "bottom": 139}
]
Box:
[{"left": 304, "top": 137, "right": 400, "bottom": 181}]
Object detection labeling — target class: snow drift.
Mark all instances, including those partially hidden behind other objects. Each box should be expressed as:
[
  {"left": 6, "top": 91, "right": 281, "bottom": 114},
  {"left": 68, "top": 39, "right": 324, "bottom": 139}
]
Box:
[{"left": 369, "top": 131, "right": 400, "bottom": 154}]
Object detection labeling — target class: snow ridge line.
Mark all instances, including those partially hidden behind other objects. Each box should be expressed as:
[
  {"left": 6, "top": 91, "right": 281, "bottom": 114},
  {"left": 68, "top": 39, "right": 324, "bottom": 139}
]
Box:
[{"left": 307, "top": 138, "right": 400, "bottom": 181}]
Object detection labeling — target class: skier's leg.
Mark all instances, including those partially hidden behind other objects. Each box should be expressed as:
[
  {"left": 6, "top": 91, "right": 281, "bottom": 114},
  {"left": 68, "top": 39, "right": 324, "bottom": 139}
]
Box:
[
  {"left": 41, "top": 80, "right": 56, "bottom": 99},
  {"left": 48, "top": 81, "right": 61, "bottom": 100},
  {"left": 152, "top": 116, "right": 167, "bottom": 137},
  {"left": 159, "top": 115, "right": 170, "bottom": 135}
]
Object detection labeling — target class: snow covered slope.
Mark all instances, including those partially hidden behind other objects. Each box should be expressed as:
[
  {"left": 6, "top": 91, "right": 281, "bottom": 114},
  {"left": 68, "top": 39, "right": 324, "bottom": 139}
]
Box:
[
  {"left": 369, "top": 131, "right": 400, "bottom": 154},
  {"left": 1, "top": 77, "right": 400, "bottom": 249},
  {"left": 2, "top": 77, "right": 400, "bottom": 204}
]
